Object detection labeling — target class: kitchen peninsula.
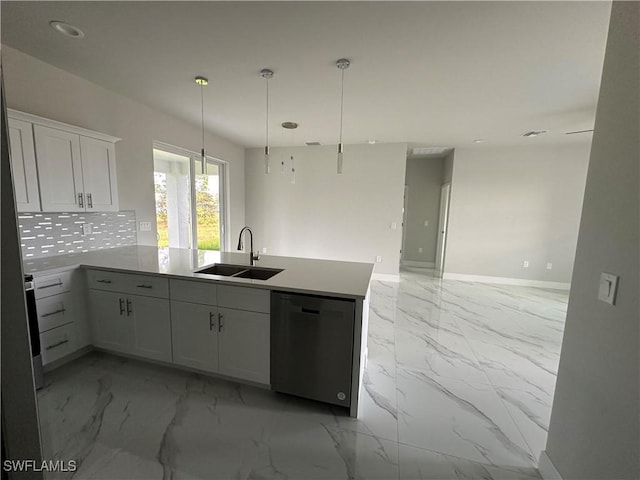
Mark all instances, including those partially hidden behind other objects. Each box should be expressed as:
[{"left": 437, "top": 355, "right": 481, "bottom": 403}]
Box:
[{"left": 23, "top": 246, "right": 374, "bottom": 417}]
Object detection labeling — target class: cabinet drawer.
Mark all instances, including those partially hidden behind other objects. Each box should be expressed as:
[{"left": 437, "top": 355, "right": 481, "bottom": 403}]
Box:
[
  {"left": 37, "top": 292, "right": 75, "bottom": 332},
  {"left": 40, "top": 323, "right": 76, "bottom": 365},
  {"left": 218, "top": 285, "right": 270, "bottom": 313},
  {"left": 170, "top": 279, "right": 217, "bottom": 306},
  {"left": 34, "top": 271, "right": 72, "bottom": 299},
  {"left": 87, "top": 269, "right": 129, "bottom": 292},
  {"left": 88, "top": 270, "right": 169, "bottom": 298}
]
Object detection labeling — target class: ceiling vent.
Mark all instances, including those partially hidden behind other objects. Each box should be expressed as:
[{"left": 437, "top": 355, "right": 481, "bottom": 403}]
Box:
[
  {"left": 522, "top": 130, "right": 548, "bottom": 137},
  {"left": 412, "top": 147, "right": 449, "bottom": 155},
  {"left": 305, "top": 141, "right": 321, "bottom": 146}
]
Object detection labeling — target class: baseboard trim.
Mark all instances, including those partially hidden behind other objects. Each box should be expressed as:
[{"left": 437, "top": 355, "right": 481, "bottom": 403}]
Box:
[
  {"left": 401, "top": 260, "right": 435, "bottom": 268},
  {"left": 372, "top": 273, "right": 400, "bottom": 282},
  {"left": 442, "top": 273, "right": 570, "bottom": 290},
  {"left": 538, "top": 450, "right": 563, "bottom": 480}
]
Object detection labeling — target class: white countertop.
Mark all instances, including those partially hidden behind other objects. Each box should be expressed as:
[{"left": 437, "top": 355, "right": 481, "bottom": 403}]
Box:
[{"left": 22, "top": 246, "right": 374, "bottom": 299}]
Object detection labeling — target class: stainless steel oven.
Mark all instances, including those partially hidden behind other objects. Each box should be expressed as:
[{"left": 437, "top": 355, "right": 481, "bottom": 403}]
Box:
[{"left": 24, "top": 274, "right": 44, "bottom": 389}]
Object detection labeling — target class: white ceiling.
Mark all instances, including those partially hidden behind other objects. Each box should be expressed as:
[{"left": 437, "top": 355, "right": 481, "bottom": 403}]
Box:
[{"left": 1, "top": 1, "right": 611, "bottom": 150}]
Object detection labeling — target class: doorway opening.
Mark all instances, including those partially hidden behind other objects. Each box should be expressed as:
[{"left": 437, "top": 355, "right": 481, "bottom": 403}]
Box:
[
  {"left": 400, "top": 148, "right": 454, "bottom": 276},
  {"left": 152, "top": 143, "right": 226, "bottom": 251}
]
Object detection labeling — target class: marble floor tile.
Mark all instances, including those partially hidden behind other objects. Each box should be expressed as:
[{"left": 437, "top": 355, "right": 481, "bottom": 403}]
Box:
[
  {"left": 36, "top": 269, "right": 568, "bottom": 479},
  {"left": 397, "top": 367, "right": 536, "bottom": 468},
  {"left": 398, "top": 443, "right": 541, "bottom": 480}
]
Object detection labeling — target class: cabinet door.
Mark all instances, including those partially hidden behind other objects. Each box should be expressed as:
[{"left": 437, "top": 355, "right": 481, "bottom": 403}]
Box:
[
  {"left": 89, "top": 289, "right": 131, "bottom": 353},
  {"left": 80, "top": 137, "right": 118, "bottom": 211},
  {"left": 8, "top": 119, "right": 40, "bottom": 212},
  {"left": 218, "top": 307, "right": 270, "bottom": 384},
  {"left": 34, "top": 125, "right": 84, "bottom": 212},
  {"left": 129, "top": 295, "right": 172, "bottom": 362},
  {"left": 171, "top": 301, "right": 219, "bottom": 373}
]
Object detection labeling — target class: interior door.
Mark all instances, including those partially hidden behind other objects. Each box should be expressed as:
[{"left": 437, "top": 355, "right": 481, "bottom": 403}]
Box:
[{"left": 435, "top": 183, "right": 451, "bottom": 277}]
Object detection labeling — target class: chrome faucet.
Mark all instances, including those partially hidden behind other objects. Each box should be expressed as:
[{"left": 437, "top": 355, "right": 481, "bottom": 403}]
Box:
[{"left": 237, "top": 227, "right": 260, "bottom": 266}]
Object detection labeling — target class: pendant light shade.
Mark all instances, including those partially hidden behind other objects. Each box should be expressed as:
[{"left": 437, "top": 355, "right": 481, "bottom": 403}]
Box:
[
  {"left": 195, "top": 76, "right": 208, "bottom": 174},
  {"left": 336, "top": 58, "right": 350, "bottom": 174},
  {"left": 261, "top": 68, "right": 274, "bottom": 174}
]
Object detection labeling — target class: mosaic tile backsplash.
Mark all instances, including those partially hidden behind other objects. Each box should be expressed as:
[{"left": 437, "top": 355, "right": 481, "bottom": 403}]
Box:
[{"left": 18, "top": 211, "right": 137, "bottom": 259}]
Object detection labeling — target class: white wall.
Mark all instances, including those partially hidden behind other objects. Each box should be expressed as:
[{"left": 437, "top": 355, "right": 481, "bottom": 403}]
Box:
[
  {"left": 403, "top": 157, "right": 444, "bottom": 264},
  {"left": 445, "top": 143, "right": 590, "bottom": 283},
  {"left": 245, "top": 143, "right": 407, "bottom": 276},
  {"left": 544, "top": 2, "right": 639, "bottom": 478},
  {"left": 1, "top": 45, "right": 245, "bottom": 248}
]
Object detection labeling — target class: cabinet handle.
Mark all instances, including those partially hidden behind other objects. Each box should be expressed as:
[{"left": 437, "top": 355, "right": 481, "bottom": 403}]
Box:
[
  {"left": 87, "top": 193, "right": 93, "bottom": 208},
  {"left": 126, "top": 299, "right": 132, "bottom": 316},
  {"left": 78, "top": 193, "right": 84, "bottom": 208},
  {"left": 136, "top": 284, "right": 153, "bottom": 289},
  {"left": 41, "top": 308, "right": 66, "bottom": 318},
  {"left": 119, "top": 298, "right": 125, "bottom": 315},
  {"left": 209, "top": 312, "right": 215, "bottom": 331},
  {"left": 45, "top": 339, "right": 69, "bottom": 351},
  {"left": 96, "top": 279, "right": 112, "bottom": 284},
  {"left": 218, "top": 313, "right": 224, "bottom": 332},
  {"left": 38, "top": 280, "right": 63, "bottom": 290},
  {"left": 301, "top": 308, "right": 321, "bottom": 315}
]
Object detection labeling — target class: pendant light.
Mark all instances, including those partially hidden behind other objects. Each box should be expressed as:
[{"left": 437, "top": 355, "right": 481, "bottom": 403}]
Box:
[
  {"left": 195, "top": 76, "right": 208, "bottom": 174},
  {"left": 282, "top": 122, "right": 298, "bottom": 183},
  {"left": 336, "top": 58, "right": 350, "bottom": 174},
  {"left": 261, "top": 68, "right": 274, "bottom": 174}
]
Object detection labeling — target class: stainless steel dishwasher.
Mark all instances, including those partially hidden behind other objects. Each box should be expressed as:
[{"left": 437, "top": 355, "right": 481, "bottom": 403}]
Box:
[{"left": 271, "top": 291, "right": 355, "bottom": 408}]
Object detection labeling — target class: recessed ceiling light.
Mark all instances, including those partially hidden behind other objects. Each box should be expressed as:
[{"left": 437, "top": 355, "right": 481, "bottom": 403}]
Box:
[
  {"left": 522, "top": 130, "right": 548, "bottom": 137},
  {"left": 368, "top": 140, "right": 377, "bottom": 145},
  {"left": 49, "top": 21, "right": 85, "bottom": 39},
  {"left": 281, "top": 122, "right": 298, "bottom": 129},
  {"left": 473, "top": 139, "right": 486, "bottom": 144},
  {"left": 305, "top": 141, "right": 321, "bottom": 146}
]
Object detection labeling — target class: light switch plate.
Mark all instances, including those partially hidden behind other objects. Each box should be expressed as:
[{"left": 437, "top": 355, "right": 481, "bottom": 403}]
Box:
[
  {"left": 139, "top": 221, "right": 152, "bottom": 232},
  {"left": 376, "top": 255, "right": 382, "bottom": 263},
  {"left": 424, "top": 220, "right": 429, "bottom": 227},
  {"left": 82, "top": 223, "right": 92, "bottom": 236},
  {"left": 598, "top": 272, "right": 619, "bottom": 305},
  {"left": 390, "top": 222, "right": 397, "bottom": 230}
]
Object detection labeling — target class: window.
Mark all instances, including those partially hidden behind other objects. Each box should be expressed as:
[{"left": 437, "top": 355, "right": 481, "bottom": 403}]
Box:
[{"left": 153, "top": 143, "right": 226, "bottom": 251}]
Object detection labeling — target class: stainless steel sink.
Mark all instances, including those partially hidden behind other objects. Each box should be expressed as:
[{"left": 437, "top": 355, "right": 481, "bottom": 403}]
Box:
[
  {"left": 233, "top": 267, "right": 283, "bottom": 281},
  {"left": 196, "top": 264, "right": 250, "bottom": 276},
  {"left": 196, "top": 264, "right": 283, "bottom": 281}
]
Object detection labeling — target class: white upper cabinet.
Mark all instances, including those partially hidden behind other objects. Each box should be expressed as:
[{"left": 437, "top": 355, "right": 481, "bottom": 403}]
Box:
[
  {"left": 34, "top": 125, "right": 85, "bottom": 212},
  {"left": 79, "top": 136, "right": 118, "bottom": 211},
  {"left": 8, "top": 118, "right": 40, "bottom": 212},
  {"left": 8, "top": 110, "right": 120, "bottom": 213}
]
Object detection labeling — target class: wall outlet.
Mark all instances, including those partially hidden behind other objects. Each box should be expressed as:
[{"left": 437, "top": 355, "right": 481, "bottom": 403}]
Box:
[
  {"left": 418, "top": 247, "right": 423, "bottom": 253},
  {"left": 139, "top": 221, "right": 152, "bottom": 232},
  {"left": 424, "top": 220, "right": 429, "bottom": 227},
  {"left": 523, "top": 260, "right": 529, "bottom": 268},
  {"left": 376, "top": 255, "right": 382, "bottom": 263},
  {"left": 262, "top": 247, "right": 267, "bottom": 254},
  {"left": 390, "top": 222, "right": 397, "bottom": 230},
  {"left": 546, "top": 262, "right": 553, "bottom": 270},
  {"left": 81, "top": 223, "right": 92, "bottom": 236}
]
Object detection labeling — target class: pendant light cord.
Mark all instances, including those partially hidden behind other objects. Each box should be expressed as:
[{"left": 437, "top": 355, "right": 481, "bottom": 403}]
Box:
[
  {"left": 339, "top": 67, "right": 345, "bottom": 145},
  {"left": 266, "top": 78, "right": 269, "bottom": 148},
  {"left": 200, "top": 83, "right": 206, "bottom": 174}
]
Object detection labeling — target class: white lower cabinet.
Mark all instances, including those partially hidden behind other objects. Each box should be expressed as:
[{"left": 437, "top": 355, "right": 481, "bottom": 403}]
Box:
[
  {"left": 90, "top": 289, "right": 132, "bottom": 353},
  {"left": 218, "top": 307, "right": 270, "bottom": 384},
  {"left": 171, "top": 301, "right": 219, "bottom": 372},
  {"left": 129, "top": 294, "right": 171, "bottom": 362},
  {"left": 89, "top": 289, "right": 171, "bottom": 362}
]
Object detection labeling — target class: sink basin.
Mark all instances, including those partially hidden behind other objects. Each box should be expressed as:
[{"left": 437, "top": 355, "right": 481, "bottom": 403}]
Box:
[
  {"left": 233, "top": 267, "right": 283, "bottom": 281},
  {"left": 196, "top": 264, "right": 283, "bottom": 281},
  {"left": 196, "top": 264, "right": 249, "bottom": 276}
]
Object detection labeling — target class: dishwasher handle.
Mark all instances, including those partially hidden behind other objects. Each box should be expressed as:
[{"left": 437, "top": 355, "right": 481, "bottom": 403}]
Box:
[{"left": 301, "top": 307, "right": 320, "bottom": 315}]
